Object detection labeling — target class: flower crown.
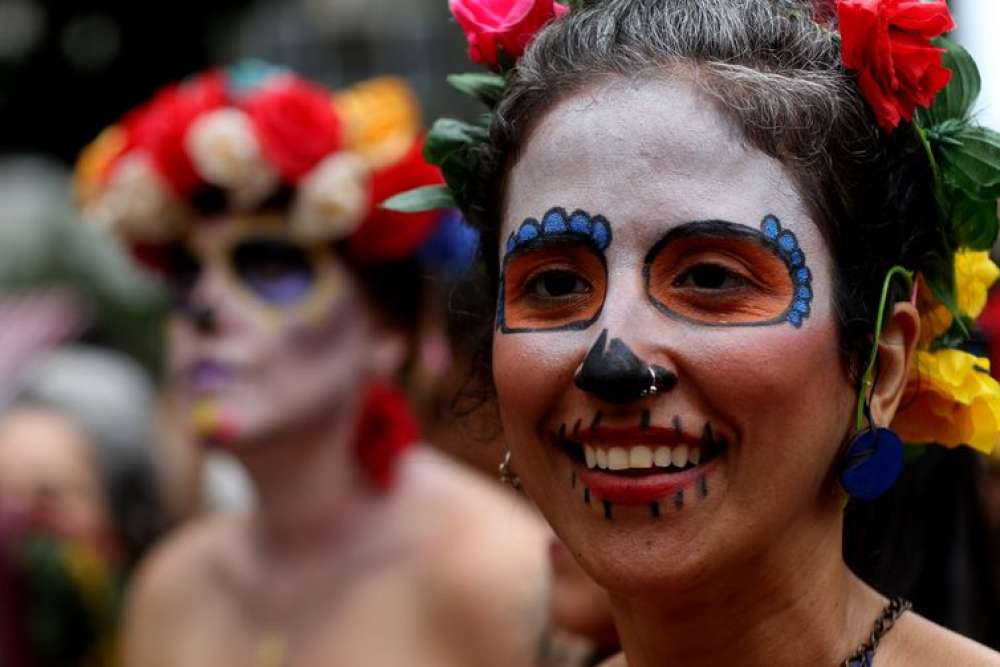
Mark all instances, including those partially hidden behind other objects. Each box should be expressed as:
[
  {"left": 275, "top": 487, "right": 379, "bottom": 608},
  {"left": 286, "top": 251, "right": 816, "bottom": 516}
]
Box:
[
  {"left": 75, "top": 61, "right": 446, "bottom": 263},
  {"left": 386, "top": 0, "right": 1000, "bottom": 456}
]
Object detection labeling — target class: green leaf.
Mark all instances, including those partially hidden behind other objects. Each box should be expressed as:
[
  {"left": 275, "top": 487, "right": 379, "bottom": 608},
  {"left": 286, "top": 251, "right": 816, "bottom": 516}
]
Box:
[
  {"left": 922, "top": 251, "right": 967, "bottom": 335},
  {"left": 423, "top": 118, "right": 489, "bottom": 166},
  {"left": 447, "top": 72, "right": 506, "bottom": 108},
  {"left": 380, "top": 185, "right": 456, "bottom": 213},
  {"left": 920, "top": 38, "right": 982, "bottom": 126},
  {"left": 938, "top": 126, "right": 1000, "bottom": 200},
  {"left": 951, "top": 195, "right": 1000, "bottom": 251}
]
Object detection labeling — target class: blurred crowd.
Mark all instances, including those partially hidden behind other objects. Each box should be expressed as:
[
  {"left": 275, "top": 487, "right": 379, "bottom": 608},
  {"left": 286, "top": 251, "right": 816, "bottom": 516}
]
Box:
[{"left": 0, "top": 1, "right": 997, "bottom": 666}]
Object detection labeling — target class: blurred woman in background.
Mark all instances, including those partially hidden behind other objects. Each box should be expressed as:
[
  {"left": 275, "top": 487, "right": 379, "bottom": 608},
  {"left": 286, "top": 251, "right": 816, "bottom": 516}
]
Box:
[{"left": 75, "top": 64, "right": 551, "bottom": 666}]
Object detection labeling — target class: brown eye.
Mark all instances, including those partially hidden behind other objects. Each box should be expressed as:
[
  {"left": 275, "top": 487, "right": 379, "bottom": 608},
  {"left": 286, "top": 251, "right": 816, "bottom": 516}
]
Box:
[
  {"left": 528, "top": 270, "right": 591, "bottom": 298},
  {"left": 674, "top": 264, "right": 748, "bottom": 290}
]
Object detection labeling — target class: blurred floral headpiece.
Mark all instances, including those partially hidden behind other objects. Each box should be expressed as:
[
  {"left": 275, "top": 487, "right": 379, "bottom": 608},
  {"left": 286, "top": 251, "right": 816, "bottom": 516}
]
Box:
[
  {"left": 387, "top": 0, "right": 1000, "bottom": 456},
  {"left": 75, "top": 61, "right": 445, "bottom": 263}
]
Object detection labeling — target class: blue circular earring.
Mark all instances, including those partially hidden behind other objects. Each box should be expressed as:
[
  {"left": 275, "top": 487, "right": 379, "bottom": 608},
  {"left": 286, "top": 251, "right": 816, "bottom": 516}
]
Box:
[
  {"left": 839, "top": 425, "right": 903, "bottom": 501},
  {"left": 840, "top": 265, "right": 912, "bottom": 502}
]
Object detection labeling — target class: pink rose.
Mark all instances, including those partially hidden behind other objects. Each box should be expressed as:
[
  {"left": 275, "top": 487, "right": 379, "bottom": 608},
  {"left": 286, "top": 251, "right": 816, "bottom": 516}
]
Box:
[{"left": 450, "top": 0, "right": 570, "bottom": 70}]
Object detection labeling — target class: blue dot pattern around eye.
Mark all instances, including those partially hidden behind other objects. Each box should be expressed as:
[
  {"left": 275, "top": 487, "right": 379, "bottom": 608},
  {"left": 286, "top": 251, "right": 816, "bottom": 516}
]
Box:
[
  {"left": 505, "top": 208, "right": 613, "bottom": 256},
  {"left": 498, "top": 208, "right": 613, "bottom": 331},
  {"left": 760, "top": 214, "right": 812, "bottom": 328}
]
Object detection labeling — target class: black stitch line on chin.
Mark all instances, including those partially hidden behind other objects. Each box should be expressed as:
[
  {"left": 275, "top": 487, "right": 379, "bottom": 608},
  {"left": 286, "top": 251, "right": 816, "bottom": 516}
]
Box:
[
  {"left": 602, "top": 499, "right": 613, "bottom": 521},
  {"left": 698, "top": 476, "right": 709, "bottom": 499},
  {"left": 591, "top": 411, "right": 603, "bottom": 430},
  {"left": 674, "top": 490, "right": 684, "bottom": 510},
  {"left": 584, "top": 487, "right": 591, "bottom": 505},
  {"left": 649, "top": 502, "right": 661, "bottom": 519},
  {"left": 640, "top": 410, "right": 651, "bottom": 431},
  {"left": 573, "top": 419, "right": 582, "bottom": 436}
]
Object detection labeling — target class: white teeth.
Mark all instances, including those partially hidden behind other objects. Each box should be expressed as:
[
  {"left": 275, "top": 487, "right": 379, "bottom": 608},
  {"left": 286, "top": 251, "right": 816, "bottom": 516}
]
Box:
[
  {"left": 608, "top": 447, "right": 629, "bottom": 471},
  {"left": 654, "top": 446, "right": 671, "bottom": 467},
  {"left": 596, "top": 448, "right": 609, "bottom": 470},
  {"left": 581, "top": 444, "right": 706, "bottom": 471},
  {"left": 672, "top": 444, "right": 689, "bottom": 468},
  {"left": 689, "top": 446, "right": 701, "bottom": 465},
  {"left": 630, "top": 446, "right": 653, "bottom": 468}
]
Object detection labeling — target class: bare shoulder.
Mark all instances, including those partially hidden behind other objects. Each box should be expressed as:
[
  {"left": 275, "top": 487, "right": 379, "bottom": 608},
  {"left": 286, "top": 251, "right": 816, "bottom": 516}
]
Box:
[
  {"left": 122, "top": 513, "right": 247, "bottom": 662},
  {"left": 400, "top": 447, "right": 553, "bottom": 665},
  {"left": 880, "top": 611, "right": 1000, "bottom": 666}
]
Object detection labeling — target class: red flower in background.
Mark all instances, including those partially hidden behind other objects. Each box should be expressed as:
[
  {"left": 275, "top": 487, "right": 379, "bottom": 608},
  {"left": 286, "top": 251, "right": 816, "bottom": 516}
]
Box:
[
  {"left": 119, "top": 71, "right": 227, "bottom": 196},
  {"left": 354, "top": 384, "right": 419, "bottom": 492},
  {"left": 348, "top": 136, "right": 445, "bottom": 262},
  {"left": 838, "top": 0, "right": 954, "bottom": 133},
  {"left": 450, "top": 0, "right": 569, "bottom": 70},
  {"left": 242, "top": 76, "right": 343, "bottom": 184}
]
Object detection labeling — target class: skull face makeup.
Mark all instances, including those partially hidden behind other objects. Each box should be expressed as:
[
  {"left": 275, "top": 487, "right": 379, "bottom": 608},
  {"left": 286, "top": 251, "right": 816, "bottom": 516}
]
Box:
[
  {"left": 492, "top": 75, "right": 858, "bottom": 594},
  {"left": 164, "top": 214, "right": 372, "bottom": 447}
]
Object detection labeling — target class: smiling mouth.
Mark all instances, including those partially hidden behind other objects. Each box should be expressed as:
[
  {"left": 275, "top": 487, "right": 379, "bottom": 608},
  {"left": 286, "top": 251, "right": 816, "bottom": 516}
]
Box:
[
  {"left": 554, "top": 422, "right": 728, "bottom": 508},
  {"left": 556, "top": 425, "right": 726, "bottom": 474}
]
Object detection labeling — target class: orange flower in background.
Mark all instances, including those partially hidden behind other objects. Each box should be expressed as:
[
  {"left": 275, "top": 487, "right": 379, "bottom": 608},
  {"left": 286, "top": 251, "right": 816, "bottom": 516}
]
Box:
[
  {"left": 893, "top": 349, "right": 1000, "bottom": 454},
  {"left": 336, "top": 77, "right": 422, "bottom": 171},
  {"left": 837, "top": 0, "right": 954, "bottom": 133}
]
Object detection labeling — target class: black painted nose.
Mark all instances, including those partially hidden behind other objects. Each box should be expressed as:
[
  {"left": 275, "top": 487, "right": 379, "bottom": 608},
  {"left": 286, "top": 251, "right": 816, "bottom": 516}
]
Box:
[{"left": 574, "top": 329, "right": 677, "bottom": 404}]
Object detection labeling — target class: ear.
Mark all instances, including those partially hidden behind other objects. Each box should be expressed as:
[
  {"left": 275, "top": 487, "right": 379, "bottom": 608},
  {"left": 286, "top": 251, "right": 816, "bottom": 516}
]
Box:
[
  {"left": 368, "top": 322, "right": 410, "bottom": 380},
  {"left": 869, "top": 301, "right": 920, "bottom": 425}
]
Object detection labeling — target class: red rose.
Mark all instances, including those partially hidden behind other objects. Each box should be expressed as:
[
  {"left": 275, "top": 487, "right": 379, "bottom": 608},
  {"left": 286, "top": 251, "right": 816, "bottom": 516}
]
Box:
[
  {"left": 120, "top": 71, "right": 227, "bottom": 196},
  {"left": 241, "top": 76, "right": 342, "bottom": 184},
  {"left": 348, "top": 136, "right": 446, "bottom": 262},
  {"left": 838, "top": 0, "right": 954, "bottom": 133},
  {"left": 450, "top": 0, "right": 569, "bottom": 70}
]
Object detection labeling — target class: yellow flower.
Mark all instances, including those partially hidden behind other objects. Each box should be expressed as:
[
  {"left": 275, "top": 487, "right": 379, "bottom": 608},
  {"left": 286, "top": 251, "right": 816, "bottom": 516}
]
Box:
[
  {"left": 892, "top": 348, "right": 1000, "bottom": 455},
  {"left": 335, "top": 77, "right": 421, "bottom": 170},
  {"left": 919, "top": 250, "right": 1000, "bottom": 346}
]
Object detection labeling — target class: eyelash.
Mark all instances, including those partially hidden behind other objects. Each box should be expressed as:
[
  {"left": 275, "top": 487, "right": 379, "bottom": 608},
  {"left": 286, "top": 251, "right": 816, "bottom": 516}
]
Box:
[
  {"left": 672, "top": 261, "right": 751, "bottom": 290},
  {"left": 522, "top": 268, "right": 592, "bottom": 299}
]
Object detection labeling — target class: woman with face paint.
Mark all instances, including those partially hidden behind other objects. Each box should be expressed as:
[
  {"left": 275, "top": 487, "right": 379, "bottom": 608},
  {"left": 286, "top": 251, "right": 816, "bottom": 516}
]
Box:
[
  {"left": 75, "top": 65, "right": 552, "bottom": 666},
  {"left": 390, "top": 0, "right": 1000, "bottom": 665}
]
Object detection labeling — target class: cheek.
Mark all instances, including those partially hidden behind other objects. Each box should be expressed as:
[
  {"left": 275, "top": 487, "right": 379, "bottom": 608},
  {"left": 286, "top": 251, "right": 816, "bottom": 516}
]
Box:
[{"left": 493, "top": 332, "right": 583, "bottom": 428}]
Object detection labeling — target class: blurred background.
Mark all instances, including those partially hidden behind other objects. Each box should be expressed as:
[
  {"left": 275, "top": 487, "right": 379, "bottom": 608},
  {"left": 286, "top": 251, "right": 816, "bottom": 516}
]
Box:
[{"left": 0, "top": 0, "right": 997, "bottom": 665}]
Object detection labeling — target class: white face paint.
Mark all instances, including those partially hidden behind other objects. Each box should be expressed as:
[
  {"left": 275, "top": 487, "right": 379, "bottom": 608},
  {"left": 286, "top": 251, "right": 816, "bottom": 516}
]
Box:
[
  {"left": 164, "top": 214, "right": 374, "bottom": 448},
  {"left": 493, "top": 74, "right": 857, "bottom": 595}
]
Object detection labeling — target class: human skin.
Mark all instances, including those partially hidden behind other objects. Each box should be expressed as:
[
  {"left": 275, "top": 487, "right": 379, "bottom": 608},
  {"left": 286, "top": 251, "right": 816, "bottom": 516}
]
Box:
[
  {"left": 493, "top": 74, "right": 999, "bottom": 666},
  {"left": 0, "top": 407, "right": 111, "bottom": 543},
  {"left": 124, "top": 215, "right": 552, "bottom": 667}
]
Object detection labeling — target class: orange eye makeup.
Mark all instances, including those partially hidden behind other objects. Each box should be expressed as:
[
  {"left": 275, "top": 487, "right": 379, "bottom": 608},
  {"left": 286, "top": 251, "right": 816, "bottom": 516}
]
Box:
[
  {"left": 643, "top": 216, "right": 813, "bottom": 328},
  {"left": 498, "top": 208, "right": 612, "bottom": 333}
]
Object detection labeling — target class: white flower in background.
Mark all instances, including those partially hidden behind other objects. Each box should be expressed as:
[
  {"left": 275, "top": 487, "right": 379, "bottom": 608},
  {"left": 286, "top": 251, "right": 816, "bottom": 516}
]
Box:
[
  {"left": 185, "top": 108, "right": 279, "bottom": 210},
  {"left": 291, "top": 152, "right": 371, "bottom": 242},
  {"left": 83, "top": 153, "right": 182, "bottom": 242}
]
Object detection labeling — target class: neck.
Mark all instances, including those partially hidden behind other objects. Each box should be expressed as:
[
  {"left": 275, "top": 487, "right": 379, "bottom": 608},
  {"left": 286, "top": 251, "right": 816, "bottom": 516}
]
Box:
[
  {"left": 609, "top": 512, "right": 882, "bottom": 667},
  {"left": 236, "top": 396, "right": 385, "bottom": 564}
]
